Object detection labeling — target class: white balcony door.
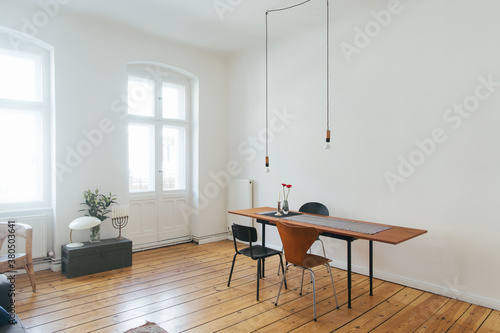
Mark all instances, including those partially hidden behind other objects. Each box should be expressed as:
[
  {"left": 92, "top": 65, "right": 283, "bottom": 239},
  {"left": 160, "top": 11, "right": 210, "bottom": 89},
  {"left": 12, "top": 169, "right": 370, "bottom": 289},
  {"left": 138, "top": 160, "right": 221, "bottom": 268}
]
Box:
[{"left": 126, "top": 67, "right": 191, "bottom": 246}]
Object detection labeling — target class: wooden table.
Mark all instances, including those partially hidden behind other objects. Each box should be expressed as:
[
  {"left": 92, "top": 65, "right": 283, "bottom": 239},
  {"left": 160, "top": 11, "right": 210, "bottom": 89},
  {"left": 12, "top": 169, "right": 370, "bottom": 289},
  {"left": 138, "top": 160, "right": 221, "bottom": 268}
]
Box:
[{"left": 229, "top": 207, "right": 427, "bottom": 308}]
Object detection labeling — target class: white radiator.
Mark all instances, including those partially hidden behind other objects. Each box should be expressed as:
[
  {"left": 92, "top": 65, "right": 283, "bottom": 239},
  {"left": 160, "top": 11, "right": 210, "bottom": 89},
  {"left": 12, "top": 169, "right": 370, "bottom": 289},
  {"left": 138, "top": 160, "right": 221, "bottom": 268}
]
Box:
[
  {"left": 227, "top": 179, "right": 253, "bottom": 230},
  {"left": 0, "top": 215, "right": 48, "bottom": 259}
]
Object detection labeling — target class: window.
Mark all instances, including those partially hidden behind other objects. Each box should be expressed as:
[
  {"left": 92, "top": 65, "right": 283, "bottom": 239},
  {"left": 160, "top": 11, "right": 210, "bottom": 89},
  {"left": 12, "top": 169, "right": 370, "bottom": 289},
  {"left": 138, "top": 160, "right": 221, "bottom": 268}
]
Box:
[
  {"left": 0, "top": 28, "right": 52, "bottom": 208},
  {"left": 127, "top": 64, "right": 191, "bottom": 193},
  {"left": 128, "top": 123, "right": 155, "bottom": 191}
]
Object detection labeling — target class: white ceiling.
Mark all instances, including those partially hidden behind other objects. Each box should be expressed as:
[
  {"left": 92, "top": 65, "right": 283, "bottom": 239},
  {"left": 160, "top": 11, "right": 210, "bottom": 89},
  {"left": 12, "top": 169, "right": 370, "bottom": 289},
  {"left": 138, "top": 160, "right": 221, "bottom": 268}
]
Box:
[{"left": 61, "top": 0, "right": 332, "bottom": 53}]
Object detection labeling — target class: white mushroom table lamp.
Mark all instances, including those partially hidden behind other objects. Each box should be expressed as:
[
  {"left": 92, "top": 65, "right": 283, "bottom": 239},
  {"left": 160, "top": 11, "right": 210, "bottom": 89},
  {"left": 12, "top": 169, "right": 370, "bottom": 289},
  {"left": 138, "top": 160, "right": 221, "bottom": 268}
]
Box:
[{"left": 67, "top": 216, "right": 101, "bottom": 248}]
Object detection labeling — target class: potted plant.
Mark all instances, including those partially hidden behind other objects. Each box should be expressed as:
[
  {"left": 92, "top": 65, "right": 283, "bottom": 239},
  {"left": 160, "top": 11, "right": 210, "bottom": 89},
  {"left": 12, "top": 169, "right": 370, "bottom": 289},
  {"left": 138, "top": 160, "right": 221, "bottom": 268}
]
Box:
[{"left": 80, "top": 189, "right": 117, "bottom": 242}]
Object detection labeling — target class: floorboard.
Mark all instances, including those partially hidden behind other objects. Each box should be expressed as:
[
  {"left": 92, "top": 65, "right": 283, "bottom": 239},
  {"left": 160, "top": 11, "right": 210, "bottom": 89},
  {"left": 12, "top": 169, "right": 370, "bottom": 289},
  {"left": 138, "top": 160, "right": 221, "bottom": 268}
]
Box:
[{"left": 9, "top": 240, "right": 499, "bottom": 333}]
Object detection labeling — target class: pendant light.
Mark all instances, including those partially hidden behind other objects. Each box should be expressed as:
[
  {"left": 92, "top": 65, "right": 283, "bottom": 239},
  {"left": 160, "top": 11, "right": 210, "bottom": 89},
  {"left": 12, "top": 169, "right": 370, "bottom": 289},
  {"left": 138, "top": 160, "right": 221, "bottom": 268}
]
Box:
[
  {"left": 264, "top": 0, "right": 331, "bottom": 172},
  {"left": 325, "top": 0, "right": 331, "bottom": 149},
  {"left": 265, "top": 11, "right": 270, "bottom": 173}
]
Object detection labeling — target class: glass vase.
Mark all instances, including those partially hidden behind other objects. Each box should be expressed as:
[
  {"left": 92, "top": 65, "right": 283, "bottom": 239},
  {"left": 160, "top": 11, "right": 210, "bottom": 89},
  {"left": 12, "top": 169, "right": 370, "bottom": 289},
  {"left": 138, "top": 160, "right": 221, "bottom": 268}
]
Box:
[
  {"left": 90, "top": 225, "right": 100, "bottom": 243},
  {"left": 283, "top": 200, "right": 289, "bottom": 214}
]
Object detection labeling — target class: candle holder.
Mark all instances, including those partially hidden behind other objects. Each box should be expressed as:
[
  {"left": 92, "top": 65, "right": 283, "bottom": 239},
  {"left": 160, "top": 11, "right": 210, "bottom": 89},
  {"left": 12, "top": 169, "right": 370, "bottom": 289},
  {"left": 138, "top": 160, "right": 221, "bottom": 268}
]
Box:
[
  {"left": 275, "top": 201, "right": 283, "bottom": 216},
  {"left": 112, "top": 204, "right": 129, "bottom": 240},
  {"left": 112, "top": 216, "right": 129, "bottom": 240}
]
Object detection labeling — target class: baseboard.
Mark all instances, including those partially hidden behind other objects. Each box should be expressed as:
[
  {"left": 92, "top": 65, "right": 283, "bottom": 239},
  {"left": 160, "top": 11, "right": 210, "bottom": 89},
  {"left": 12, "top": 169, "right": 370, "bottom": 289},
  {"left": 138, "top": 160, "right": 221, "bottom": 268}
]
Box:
[
  {"left": 132, "top": 236, "right": 193, "bottom": 252},
  {"left": 5, "top": 257, "right": 56, "bottom": 275},
  {"left": 328, "top": 259, "right": 500, "bottom": 312},
  {"left": 259, "top": 243, "right": 500, "bottom": 311},
  {"left": 192, "top": 232, "right": 228, "bottom": 245}
]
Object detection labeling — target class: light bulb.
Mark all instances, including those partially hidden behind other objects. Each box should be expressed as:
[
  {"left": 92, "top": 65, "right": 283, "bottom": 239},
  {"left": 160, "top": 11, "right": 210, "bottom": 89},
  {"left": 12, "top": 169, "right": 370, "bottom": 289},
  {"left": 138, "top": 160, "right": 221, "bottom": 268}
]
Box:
[{"left": 325, "top": 130, "right": 331, "bottom": 149}]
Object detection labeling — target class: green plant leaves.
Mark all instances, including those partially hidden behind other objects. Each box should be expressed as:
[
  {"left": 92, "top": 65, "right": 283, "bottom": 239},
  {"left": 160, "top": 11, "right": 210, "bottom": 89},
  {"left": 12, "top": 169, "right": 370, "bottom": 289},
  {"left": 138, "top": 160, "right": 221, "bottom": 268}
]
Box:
[{"left": 80, "top": 188, "right": 117, "bottom": 221}]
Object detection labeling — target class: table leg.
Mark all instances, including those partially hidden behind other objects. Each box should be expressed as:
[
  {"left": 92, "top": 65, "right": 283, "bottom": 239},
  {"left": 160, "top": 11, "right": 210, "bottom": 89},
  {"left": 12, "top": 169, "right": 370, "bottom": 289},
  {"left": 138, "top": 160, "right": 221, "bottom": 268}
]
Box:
[
  {"left": 347, "top": 240, "right": 352, "bottom": 309},
  {"left": 369, "top": 240, "right": 373, "bottom": 296},
  {"left": 261, "top": 220, "right": 266, "bottom": 277}
]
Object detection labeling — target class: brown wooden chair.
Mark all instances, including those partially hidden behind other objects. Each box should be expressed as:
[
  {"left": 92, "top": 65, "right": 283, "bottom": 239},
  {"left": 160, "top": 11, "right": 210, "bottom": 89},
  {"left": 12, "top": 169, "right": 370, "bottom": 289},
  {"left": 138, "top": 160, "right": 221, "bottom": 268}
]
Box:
[
  {"left": 0, "top": 222, "right": 36, "bottom": 292},
  {"left": 228, "top": 223, "right": 286, "bottom": 301},
  {"left": 275, "top": 220, "right": 338, "bottom": 320},
  {"left": 278, "top": 202, "right": 330, "bottom": 276}
]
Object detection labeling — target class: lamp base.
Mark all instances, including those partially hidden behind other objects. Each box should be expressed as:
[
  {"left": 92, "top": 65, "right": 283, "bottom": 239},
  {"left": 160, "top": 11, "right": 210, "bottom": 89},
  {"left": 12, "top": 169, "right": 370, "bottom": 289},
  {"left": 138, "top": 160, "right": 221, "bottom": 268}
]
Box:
[{"left": 66, "top": 242, "right": 84, "bottom": 248}]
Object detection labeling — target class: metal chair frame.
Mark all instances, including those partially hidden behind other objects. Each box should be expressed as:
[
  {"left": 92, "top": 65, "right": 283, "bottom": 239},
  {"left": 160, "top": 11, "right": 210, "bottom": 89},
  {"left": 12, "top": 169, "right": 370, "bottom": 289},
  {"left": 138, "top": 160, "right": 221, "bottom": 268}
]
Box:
[
  {"left": 275, "top": 220, "right": 338, "bottom": 321},
  {"left": 228, "top": 223, "right": 286, "bottom": 301}
]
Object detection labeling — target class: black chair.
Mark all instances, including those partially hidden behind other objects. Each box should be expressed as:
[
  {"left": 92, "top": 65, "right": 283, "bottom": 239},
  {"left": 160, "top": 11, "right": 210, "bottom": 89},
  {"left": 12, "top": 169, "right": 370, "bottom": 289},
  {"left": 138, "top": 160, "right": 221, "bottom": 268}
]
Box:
[
  {"left": 228, "top": 223, "right": 286, "bottom": 301},
  {"left": 299, "top": 202, "right": 329, "bottom": 257},
  {"left": 299, "top": 202, "right": 329, "bottom": 216}
]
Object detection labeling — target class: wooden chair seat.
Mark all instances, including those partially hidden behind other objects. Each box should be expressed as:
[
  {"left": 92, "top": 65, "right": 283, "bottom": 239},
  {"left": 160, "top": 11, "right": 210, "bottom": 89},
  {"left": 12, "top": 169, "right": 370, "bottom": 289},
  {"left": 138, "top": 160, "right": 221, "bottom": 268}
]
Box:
[{"left": 301, "top": 253, "right": 331, "bottom": 269}]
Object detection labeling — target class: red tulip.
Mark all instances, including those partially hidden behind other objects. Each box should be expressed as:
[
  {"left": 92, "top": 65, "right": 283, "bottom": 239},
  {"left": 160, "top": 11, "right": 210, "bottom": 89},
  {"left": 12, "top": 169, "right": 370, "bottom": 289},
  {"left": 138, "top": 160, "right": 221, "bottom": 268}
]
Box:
[{"left": 281, "top": 183, "right": 292, "bottom": 202}]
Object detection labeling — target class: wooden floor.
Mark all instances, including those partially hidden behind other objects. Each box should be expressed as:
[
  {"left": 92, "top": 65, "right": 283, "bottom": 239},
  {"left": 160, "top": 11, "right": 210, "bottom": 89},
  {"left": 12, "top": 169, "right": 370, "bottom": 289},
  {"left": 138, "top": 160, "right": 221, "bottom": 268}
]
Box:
[{"left": 12, "top": 240, "right": 500, "bottom": 332}]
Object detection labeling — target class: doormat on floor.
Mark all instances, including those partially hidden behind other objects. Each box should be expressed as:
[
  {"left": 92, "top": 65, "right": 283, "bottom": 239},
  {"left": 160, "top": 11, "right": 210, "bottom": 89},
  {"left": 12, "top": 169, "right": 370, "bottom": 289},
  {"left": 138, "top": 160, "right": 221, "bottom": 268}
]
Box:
[{"left": 124, "top": 321, "right": 168, "bottom": 333}]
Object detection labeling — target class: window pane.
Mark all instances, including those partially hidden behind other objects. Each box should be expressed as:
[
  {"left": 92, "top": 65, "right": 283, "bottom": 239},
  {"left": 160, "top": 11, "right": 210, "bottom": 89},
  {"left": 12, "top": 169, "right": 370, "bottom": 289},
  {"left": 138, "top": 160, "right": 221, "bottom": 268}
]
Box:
[
  {"left": 0, "top": 51, "right": 42, "bottom": 102},
  {"left": 0, "top": 109, "right": 43, "bottom": 203},
  {"left": 128, "top": 124, "right": 155, "bottom": 192},
  {"left": 162, "top": 126, "right": 185, "bottom": 190},
  {"left": 162, "top": 82, "right": 185, "bottom": 119},
  {"left": 128, "top": 76, "right": 155, "bottom": 117}
]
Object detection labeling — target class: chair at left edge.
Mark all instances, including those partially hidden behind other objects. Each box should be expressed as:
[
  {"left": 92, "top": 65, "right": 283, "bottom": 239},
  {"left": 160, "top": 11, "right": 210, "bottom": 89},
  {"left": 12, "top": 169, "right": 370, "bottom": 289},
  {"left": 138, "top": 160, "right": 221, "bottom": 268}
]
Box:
[{"left": 0, "top": 222, "right": 36, "bottom": 292}]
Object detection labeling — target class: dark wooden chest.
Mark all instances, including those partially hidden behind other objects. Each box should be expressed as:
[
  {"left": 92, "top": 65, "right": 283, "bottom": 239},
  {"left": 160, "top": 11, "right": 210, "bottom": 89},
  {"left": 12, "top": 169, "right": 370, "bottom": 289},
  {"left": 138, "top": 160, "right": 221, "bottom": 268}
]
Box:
[{"left": 61, "top": 238, "right": 132, "bottom": 278}]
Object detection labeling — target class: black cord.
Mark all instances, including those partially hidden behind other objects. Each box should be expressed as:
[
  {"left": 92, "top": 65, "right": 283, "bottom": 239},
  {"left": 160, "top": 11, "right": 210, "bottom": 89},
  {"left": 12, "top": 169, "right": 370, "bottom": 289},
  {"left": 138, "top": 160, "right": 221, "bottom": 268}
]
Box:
[
  {"left": 326, "top": 0, "right": 330, "bottom": 132},
  {"left": 266, "top": 0, "right": 331, "bottom": 158},
  {"left": 267, "top": 0, "right": 312, "bottom": 13},
  {"left": 265, "top": 12, "right": 269, "bottom": 159}
]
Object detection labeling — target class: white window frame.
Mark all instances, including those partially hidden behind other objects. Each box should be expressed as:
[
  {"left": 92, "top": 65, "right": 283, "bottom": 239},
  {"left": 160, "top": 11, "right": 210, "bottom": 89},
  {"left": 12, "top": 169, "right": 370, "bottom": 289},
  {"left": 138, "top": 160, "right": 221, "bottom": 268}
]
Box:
[
  {"left": 0, "top": 27, "right": 53, "bottom": 212},
  {"left": 127, "top": 63, "right": 192, "bottom": 196}
]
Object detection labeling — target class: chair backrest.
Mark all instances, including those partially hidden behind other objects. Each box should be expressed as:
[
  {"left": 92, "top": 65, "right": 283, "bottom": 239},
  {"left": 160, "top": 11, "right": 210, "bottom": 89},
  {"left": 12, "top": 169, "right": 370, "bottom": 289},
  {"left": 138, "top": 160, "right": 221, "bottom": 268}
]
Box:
[
  {"left": 299, "top": 202, "right": 329, "bottom": 216},
  {"left": 0, "top": 222, "right": 32, "bottom": 258},
  {"left": 231, "top": 223, "right": 258, "bottom": 243},
  {"left": 276, "top": 220, "right": 319, "bottom": 266},
  {"left": 231, "top": 223, "right": 258, "bottom": 257}
]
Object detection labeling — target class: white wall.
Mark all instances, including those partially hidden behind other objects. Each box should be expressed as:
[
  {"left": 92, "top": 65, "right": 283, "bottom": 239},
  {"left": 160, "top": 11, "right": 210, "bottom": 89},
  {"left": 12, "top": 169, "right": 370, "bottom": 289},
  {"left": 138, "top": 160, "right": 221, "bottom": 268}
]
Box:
[
  {"left": 227, "top": 0, "right": 500, "bottom": 310},
  {"left": 2, "top": 0, "right": 500, "bottom": 311},
  {"left": 1, "top": 2, "right": 228, "bottom": 258}
]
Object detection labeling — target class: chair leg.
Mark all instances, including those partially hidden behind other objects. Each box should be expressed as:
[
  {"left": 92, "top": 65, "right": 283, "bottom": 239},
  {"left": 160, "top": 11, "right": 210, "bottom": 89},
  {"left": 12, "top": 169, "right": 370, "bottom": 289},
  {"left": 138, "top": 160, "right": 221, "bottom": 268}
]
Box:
[
  {"left": 275, "top": 264, "right": 290, "bottom": 307},
  {"left": 278, "top": 254, "right": 287, "bottom": 290},
  {"left": 319, "top": 237, "right": 326, "bottom": 257},
  {"left": 326, "top": 263, "right": 339, "bottom": 309},
  {"left": 256, "top": 258, "right": 261, "bottom": 301},
  {"left": 299, "top": 268, "right": 305, "bottom": 295},
  {"left": 227, "top": 253, "right": 238, "bottom": 287},
  {"left": 261, "top": 258, "right": 265, "bottom": 278},
  {"left": 307, "top": 268, "right": 317, "bottom": 321},
  {"left": 277, "top": 245, "right": 284, "bottom": 275},
  {"left": 25, "top": 263, "right": 36, "bottom": 292}
]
